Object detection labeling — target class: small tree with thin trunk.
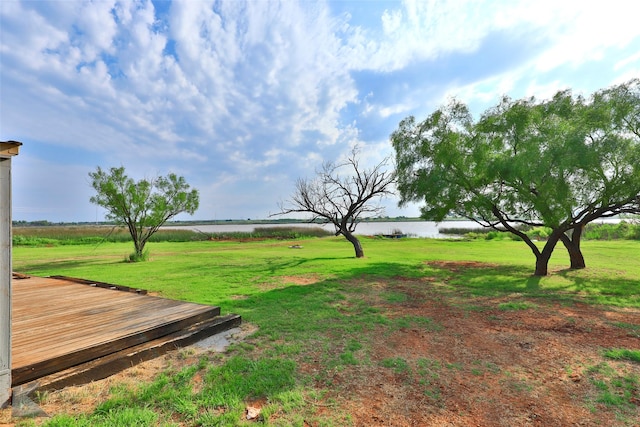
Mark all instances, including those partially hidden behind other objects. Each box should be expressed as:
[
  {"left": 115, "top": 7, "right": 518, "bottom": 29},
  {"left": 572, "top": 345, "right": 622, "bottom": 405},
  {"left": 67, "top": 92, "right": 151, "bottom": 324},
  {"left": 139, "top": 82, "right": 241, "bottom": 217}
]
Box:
[
  {"left": 274, "top": 149, "right": 396, "bottom": 258},
  {"left": 89, "top": 166, "right": 199, "bottom": 261}
]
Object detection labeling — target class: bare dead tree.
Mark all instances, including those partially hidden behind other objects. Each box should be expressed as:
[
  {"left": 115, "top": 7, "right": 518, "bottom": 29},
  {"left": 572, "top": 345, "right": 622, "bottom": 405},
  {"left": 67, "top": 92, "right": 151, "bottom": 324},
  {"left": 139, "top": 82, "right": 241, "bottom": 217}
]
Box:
[{"left": 274, "top": 148, "right": 396, "bottom": 258}]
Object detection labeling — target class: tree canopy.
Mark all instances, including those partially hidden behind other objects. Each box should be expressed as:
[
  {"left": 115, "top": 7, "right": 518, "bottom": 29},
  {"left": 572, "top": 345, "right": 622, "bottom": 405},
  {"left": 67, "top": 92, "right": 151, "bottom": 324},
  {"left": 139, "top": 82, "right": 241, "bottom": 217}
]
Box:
[
  {"left": 89, "top": 166, "right": 199, "bottom": 260},
  {"left": 392, "top": 79, "right": 640, "bottom": 276},
  {"left": 274, "top": 148, "right": 396, "bottom": 258}
]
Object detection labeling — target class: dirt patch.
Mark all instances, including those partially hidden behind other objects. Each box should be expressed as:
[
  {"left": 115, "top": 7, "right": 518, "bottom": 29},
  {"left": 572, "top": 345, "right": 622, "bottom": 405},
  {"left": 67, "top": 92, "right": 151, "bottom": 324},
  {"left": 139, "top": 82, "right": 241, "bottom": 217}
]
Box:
[
  {"left": 256, "top": 274, "right": 323, "bottom": 292},
  {"left": 319, "top": 277, "right": 640, "bottom": 426},
  {"left": 426, "top": 260, "right": 501, "bottom": 272},
  {"left": 279, "top": 274, "right": 322, "bottom": 286},
  {"left": 296, "top": 263, "right": 640, "bottom": 426}
]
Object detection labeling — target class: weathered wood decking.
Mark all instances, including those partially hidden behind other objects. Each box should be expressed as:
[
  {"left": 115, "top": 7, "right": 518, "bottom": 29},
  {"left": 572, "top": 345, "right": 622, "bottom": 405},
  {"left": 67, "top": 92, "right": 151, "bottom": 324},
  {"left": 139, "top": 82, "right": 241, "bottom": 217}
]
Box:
[{"left": 11, "top": 275, "right": 240, "bottom": 388}]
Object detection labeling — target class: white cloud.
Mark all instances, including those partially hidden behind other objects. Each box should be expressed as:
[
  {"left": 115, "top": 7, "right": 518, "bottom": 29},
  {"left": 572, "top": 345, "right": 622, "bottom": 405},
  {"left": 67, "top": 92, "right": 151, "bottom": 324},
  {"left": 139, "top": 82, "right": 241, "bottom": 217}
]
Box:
[
  {"left": 2, "top": 0, "right": 640, "bottom": 221},
  {"left": 342, "top": 0, "right": 509, "bottom": 72},
  {"left": 75, "top": 0, "right": 119, "bottom": 59},
  {"left": 340, "top": 0, "right": 640, "bottom": 81},
  {"left": 615, "top": 51, "right": 640, "bottom": 71},
  {"left": 164, "top": 0, "right": 360, "bottom": 156},
  {"left": 535, "top": 3, "right": 640, "bottom": 71},
  {"left": 381, "top": 8, "right": 402, "bottom": 35},
  {"left": 378, "top": 103, "right": 415, "bottom": 119}
]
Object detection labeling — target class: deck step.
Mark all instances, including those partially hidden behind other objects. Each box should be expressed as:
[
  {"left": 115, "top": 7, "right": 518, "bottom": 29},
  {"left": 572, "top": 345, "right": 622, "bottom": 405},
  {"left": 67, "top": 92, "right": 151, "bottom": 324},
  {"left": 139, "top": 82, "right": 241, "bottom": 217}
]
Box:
[
  {"left": 20, "top": 313, "right": 242, "bottom": 393},
  {"left": 12, "top": 305, "right": 223, "bottom": 386}
]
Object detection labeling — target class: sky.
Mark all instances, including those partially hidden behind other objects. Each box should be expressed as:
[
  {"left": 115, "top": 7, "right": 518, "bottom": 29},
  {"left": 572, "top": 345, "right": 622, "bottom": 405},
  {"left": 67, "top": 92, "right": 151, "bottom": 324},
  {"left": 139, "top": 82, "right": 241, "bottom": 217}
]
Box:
[{"left": 1, "top": 0, "right": 639, "bottom": 223}]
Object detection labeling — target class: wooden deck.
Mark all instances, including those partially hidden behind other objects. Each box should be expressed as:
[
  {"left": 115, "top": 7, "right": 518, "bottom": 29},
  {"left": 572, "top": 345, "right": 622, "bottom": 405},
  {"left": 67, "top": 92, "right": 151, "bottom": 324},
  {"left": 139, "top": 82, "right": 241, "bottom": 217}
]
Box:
[{"left": 11, "top": 275, "right": 240, "bottom": 387}]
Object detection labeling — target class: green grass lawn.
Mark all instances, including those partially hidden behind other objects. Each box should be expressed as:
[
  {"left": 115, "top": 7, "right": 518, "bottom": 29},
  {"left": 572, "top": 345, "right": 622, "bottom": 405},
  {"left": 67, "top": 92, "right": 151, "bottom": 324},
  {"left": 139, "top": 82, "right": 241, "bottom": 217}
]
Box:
[
  {"left": 13, "top": 237, "right": 640, "bottom": 307},
  {"left": 10, "top": 236, "right": 640, "bottom": 426}
]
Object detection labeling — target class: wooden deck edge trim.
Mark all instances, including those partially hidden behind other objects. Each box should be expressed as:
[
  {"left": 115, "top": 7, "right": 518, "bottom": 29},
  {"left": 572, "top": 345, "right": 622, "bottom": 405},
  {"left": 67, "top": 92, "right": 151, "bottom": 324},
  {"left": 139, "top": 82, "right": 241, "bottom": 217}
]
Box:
[
  {"left": 48, "top": 275, "right": 148, "bottom": 294},
  {"left": 24, "top": 314, "right": 242, "bottom": 393},
  {"left": 11, "top": 307, "right": 223, "bottom": 386}
]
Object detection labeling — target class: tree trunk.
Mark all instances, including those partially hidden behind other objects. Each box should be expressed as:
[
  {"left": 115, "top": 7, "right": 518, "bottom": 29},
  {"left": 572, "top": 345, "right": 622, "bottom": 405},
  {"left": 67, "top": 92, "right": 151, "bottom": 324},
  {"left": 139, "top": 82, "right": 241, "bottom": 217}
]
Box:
[
  {"left": 131, "top": 230, "right": 146, "bottom": 260},
  {"left": 534, "top": 251, "right": 551, "bottom": 276},
  {"left": 136, "top": 243, "right": 145, "bottom": 258},
  {"left": 490, "top": 205, "right": 557, "bottom": 276},
  {"left": 134, "top": 240, "right": 145, "bottom": 259},
  {"left": 533, "top": 232, "right": 562, "bottom": 276},
  {"left": 560, "top": 226, "right": 586, "bottom": 269},
  {"left": 342, "top": 230, "right": 364, "bottom": 258}
]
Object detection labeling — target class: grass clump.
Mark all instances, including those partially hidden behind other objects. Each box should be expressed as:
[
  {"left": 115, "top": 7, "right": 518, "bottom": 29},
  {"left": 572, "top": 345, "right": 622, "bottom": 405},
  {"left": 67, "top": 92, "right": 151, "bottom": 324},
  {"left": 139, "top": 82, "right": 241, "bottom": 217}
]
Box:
[
  {"left": 392, "top": 315, "right": 442, "bottom": 331},
  {"left": 498, "top": 301, "right": 537, "bottom": 311},
  {"left": 38, "top": 407, "right": 159, "bottom": 427},
  {"left": 199, "top": 356, "right": 296, "bottom": 404},
  {"left": 586, "top": 362, "right": 640, "bottom": 411},
  {"left": 417, "top": 358, "right": 443, "bottom": 401},
  {"left": 41, "top": 356, "right": 298, "bottom": 426},
  {"left": 611, "top": 322, "right": 640, "bottom": 338},
  {"left": 126, "top": 250, "right": 150, "bottom": 263},
  {"left": 604, "top": 349, "right": 640, "bottom": 363},
  {"left": 381, "top": 357, "right": 411, "bottom": 375}
]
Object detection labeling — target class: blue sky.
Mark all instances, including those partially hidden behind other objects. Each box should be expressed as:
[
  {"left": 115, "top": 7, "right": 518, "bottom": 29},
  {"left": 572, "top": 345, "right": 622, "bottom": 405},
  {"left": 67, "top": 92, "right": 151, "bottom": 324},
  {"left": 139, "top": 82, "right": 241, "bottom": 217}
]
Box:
[{"left": 1, "top": 0, "right": 639, "bottom": 222}]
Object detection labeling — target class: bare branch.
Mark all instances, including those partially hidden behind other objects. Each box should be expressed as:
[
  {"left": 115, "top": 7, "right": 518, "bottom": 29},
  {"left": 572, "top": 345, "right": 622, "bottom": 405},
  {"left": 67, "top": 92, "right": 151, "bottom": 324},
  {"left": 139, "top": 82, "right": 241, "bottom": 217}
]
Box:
[{"left": 272, "top": 149, "right": 396, "bottom": 257}]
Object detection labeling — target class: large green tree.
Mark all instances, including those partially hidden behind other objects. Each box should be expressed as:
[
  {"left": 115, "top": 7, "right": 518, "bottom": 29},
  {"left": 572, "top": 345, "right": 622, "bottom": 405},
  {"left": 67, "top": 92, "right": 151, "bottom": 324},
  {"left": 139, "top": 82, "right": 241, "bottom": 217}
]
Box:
[
  {"left": 392, "top": 79, "right": 640, "bottom": 276},
  {"left": 89, "top": 166, "right": 199, "bottom": 260}
]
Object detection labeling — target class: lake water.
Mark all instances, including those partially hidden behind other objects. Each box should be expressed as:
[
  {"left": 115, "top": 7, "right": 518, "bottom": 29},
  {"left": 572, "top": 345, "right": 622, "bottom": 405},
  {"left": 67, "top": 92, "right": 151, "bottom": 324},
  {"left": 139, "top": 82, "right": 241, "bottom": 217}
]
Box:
[
  {"left": 164, "top": 218, "right": 626, "bottom": 239},
  {"left": 164, "top": 220, "right": 482, "bottom": 238}
]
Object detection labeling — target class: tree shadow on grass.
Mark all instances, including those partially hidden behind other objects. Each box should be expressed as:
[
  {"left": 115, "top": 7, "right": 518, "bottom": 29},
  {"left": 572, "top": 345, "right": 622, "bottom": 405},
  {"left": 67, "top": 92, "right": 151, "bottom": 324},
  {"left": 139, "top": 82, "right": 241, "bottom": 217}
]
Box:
[
  {"left": 526, "top": 275, "right": 542, "bottom": 292},
  {"left": 422, "top": 262, "right": 542, "bottom": 296},
  {"left": 554, "top": 268, "right": 640, "bottom": 303},
  {"left": 14, "top": 258, "right": 123, "bottom": 274},
  {"left": 228, "top": 259, "right": 565, "bottom": 350},
  {"left": 263, "top": 255, "right": 352, "bottom": 274},
  {"left": 234, "top": 260, "right": 640, "bottom": 353},
  {"left": 246, "top": 258, "right": 640, "bottom": 310},
  {"left": 422, "top": 261, "right": 640, "bottom": 306}
]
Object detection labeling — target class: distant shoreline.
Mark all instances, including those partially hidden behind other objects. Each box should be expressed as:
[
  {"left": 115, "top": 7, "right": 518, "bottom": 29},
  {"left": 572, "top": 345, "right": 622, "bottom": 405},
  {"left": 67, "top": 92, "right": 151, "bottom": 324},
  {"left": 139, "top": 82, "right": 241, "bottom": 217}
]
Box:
[
  {"left": 13, "top": 217, "right": 469, "bottom": 227},
  {"left": 13, "top": 216, "right": 634, "bottom": 228}
]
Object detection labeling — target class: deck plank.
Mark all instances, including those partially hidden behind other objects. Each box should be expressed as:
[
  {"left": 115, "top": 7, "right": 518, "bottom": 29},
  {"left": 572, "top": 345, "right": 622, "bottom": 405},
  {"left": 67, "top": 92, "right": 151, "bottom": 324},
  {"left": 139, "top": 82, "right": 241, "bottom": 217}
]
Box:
[{"left": 11, "top": 276, "right": 222, "bottom": 385}]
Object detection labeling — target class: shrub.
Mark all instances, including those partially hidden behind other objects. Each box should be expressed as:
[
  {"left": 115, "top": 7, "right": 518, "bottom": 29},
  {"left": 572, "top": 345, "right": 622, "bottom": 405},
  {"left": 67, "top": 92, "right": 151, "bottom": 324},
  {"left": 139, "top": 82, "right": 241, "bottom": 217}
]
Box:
[
  {"left": 526, "top": 227, "right": 551, "bottom": 241},
  {"left": 439, "top": 225, "right": 530, "bottom": 240},
  {"left": 127, "top": 250, "right": 150, "bottom": 262},
  {"left": 583, "top": 221, "right": 640, "bottom": 241},
  {"left": 252, "top": 226, "right": 332, "bottom": 239},
  {"left": 486, "top": 231, "right": 502, "bottom": 240}
]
